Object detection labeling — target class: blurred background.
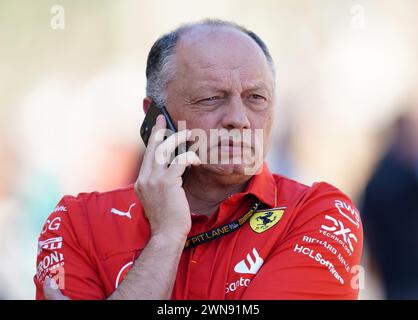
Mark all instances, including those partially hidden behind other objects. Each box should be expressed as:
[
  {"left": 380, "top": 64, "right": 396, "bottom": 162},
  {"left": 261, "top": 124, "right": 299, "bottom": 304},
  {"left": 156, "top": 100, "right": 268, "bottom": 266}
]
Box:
[{"left": 1, "top": 0, "right": 418, "bottom": 299}]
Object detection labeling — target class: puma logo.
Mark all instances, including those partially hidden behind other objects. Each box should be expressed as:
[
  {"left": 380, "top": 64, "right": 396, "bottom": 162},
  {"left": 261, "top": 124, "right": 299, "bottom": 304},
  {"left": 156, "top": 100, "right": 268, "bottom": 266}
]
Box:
[{"left": 110, "top": 203, "right": 136, "bottom": 219}]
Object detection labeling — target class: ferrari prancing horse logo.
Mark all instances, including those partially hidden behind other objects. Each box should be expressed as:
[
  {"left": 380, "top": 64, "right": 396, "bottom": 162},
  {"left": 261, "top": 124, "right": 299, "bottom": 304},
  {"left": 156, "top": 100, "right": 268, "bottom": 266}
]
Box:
[{"left": 250, "top": 207, "right": 286, "bottom": 233}]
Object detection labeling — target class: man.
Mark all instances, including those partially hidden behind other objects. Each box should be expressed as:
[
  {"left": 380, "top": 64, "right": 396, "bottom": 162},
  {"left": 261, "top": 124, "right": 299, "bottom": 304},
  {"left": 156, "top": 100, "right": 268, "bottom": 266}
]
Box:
[
  {"left": 34, "top": 19, "right": 363, "bottom": 300},
  {"left": 361, "top": 109, "right": 418, "bottom": 299}
]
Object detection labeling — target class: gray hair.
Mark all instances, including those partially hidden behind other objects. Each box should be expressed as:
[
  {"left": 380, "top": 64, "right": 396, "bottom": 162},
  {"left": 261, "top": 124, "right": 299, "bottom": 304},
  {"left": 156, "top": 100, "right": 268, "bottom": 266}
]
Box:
[{"left": 145, "top": 19, "right": 275, "bottom": 106}]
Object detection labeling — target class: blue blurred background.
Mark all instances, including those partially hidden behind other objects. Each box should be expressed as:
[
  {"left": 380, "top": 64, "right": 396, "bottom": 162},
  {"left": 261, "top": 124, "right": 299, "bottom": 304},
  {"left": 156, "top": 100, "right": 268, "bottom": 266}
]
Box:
[{"left": 1, "top": 0, "right": 418, "bottom": 299}]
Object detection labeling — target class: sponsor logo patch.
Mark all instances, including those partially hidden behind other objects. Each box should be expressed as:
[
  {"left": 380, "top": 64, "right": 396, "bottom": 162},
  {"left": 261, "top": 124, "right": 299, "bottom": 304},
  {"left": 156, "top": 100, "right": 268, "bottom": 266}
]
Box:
[
  {"left": 41, "top": 217, "right": 61, "bottom": 234},
  {"left": 37, "top": 237, "right": 63, "bottom": 256},
  {"left": 234, "top": 248, "right": 264, "bottom": 275},
  {"left": 250, "top": 207, "right": 285, "bottom": 233},
  {"left": 225, "top": 276, "right": 251, "bottom": 294},
  {"left": 321, "top": 215, "right": 358, "bottom": 253},
  {"left": 53, "top": 205, "right": 67, "bottom": 213},
  {"left": 334, "top": 200, "right": 360, "bottom": 229},
  {"left": 36, "top": 251, "right": 65, "bottom": 281},
  {"left": 110, "top": 203, "right": 136, "bottom": 219},
  {"left": 293, "top": 244, "right": 345, "bottom": 285}
]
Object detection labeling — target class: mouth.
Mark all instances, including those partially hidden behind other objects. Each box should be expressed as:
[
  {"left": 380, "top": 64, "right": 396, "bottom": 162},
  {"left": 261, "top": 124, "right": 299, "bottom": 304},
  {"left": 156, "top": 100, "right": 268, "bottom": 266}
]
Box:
[
  {"left": 217, "top": 139, "right": 252, "bottom": 149},
  {"left": 216, "top": 139, "right": 254, "bottom": 157}
]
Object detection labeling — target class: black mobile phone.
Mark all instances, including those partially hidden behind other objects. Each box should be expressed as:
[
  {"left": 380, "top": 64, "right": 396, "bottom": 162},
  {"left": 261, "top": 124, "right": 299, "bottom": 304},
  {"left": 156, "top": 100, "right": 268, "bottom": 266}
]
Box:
[{"left": 140, "top": 101, "right": 190, "bottom": 182}]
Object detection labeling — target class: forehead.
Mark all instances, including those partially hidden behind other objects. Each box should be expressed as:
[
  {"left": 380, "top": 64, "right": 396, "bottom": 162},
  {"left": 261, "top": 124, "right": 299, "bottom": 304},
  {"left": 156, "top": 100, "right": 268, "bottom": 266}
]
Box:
[{"left": 174, "top": 26, "right": 273, "bottom": 88}]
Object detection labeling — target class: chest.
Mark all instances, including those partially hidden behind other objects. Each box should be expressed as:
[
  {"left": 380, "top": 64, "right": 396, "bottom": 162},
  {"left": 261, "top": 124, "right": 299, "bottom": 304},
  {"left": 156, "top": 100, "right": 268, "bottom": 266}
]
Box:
[
  {"left": 172, "top": 213, "right": 287, "bottom": 300},
  {"left": 95, "top": 206, "right": 289, "bottom": 299}
]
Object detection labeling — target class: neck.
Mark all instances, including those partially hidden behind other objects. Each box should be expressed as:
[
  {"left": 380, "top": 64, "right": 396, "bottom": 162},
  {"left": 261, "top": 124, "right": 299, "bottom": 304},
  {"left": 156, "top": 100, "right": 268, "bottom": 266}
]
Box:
[{"left": 183, "top": 168, "right": 251, "bottom": 216}]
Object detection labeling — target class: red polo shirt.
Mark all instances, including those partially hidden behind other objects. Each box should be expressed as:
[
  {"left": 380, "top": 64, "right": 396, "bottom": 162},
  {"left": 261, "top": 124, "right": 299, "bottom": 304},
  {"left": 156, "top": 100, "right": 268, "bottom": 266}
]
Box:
[{"left": 34, "top": 163, "right": 363, "bottom": 299}]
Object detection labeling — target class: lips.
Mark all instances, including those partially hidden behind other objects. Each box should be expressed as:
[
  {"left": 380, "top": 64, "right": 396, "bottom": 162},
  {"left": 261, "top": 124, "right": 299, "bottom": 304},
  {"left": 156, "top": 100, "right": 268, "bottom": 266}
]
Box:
[{"left": 217, "top": 139, "right": 252, "bottom": 149}]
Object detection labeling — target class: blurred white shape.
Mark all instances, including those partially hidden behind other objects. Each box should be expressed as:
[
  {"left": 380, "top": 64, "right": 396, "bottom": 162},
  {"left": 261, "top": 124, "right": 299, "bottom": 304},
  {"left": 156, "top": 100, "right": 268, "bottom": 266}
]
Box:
[
  {"left": 50, "top": 5, "right": 65, "bottom": 30},
  {"left": 350, "top": 5, "right": 367, "bottom": 31}
]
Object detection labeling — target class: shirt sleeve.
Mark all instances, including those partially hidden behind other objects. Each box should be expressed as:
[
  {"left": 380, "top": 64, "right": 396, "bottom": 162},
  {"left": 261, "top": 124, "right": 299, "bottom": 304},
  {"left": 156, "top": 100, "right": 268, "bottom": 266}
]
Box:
[
  {"left": 241, "top": 182, "right": 364, "bottom": 299},
  {"left": 34, "top": 196, "right": 106, "bottom": 300}
]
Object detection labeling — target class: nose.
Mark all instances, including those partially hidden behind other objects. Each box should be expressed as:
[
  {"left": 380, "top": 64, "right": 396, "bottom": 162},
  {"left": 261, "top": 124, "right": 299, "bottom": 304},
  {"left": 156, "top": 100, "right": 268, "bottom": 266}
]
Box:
[{"left": 221, "top": 96, "right": 251, "bottom": 130}]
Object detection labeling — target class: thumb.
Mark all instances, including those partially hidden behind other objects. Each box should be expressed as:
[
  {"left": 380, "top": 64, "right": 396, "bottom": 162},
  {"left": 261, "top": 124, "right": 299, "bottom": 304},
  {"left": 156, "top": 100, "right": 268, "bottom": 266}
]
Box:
[{"left": 43, "top": 277, "right": 70, "bottom": 300}]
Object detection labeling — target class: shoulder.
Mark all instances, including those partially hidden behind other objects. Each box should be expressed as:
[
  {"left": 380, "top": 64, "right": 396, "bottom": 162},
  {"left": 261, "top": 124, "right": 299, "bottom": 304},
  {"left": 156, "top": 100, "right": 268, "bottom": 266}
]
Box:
[
  {"left": 294, "top": 179, "right": 362, "bottom": 256},
  {"left": 297, "top": 180, "right": 362, "bottom": 228},
  {"left": 273, "top": 173, "right": 360, "bottom": 222},
  {"left": 271, "top": 173, "right": 363, "bottom": 252},
  {"left": 272, "top": 173, "right": 311, "bottom": 200},
  {"left": 57, "top": 184, "right": 139, "bottom": 219},
  {"left": 41, "top": 184, "right": 149, "bottom": 259},
  {"left": 272, "top": 173, "right": 352, "bottom": 203}
]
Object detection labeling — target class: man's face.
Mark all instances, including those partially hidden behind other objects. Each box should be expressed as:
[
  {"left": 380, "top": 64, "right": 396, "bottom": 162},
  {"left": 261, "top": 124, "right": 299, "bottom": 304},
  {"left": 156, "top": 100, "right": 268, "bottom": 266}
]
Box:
[{"left": 165, "top": 26, "right": 275, "bottom": 177}]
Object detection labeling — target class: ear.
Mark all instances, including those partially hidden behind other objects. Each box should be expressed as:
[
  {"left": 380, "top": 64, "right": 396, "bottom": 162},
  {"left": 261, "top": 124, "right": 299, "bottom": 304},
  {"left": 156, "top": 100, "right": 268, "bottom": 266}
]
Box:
[{"left": 143, "top": 97, "right": 153, "bottom": 114}]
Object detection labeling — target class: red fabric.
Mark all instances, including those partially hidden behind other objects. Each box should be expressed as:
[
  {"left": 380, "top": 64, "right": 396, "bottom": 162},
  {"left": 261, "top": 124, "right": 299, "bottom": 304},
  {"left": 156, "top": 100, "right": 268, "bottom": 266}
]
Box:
[{"left": 34, "top": 163, "right": 363, "bottom": 300}]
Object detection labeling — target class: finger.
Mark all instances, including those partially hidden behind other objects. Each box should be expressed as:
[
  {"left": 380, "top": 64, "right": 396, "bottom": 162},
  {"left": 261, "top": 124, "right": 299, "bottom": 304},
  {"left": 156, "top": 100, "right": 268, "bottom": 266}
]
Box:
[
  {"left": 167, "top": 151, "right": 201, "bottom": 177},
  {"left": 140, "top": 115, "right": 167, "bottom": 175},
  {"left": 146, "top": 115, "right": 167, "bottom": 151},
  {"left": 43, "top": 277, "right": 70, "bottom": 300},
  {"left": 154, "top": 130, "right": 191, "bottom": 167}
]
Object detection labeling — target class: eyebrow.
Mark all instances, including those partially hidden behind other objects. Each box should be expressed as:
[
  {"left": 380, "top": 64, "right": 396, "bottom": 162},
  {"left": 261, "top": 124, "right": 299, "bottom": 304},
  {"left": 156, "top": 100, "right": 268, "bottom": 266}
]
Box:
[
  {"left": 191, "top": 81, "right": 271, "bottom": 93},
  {"left": 245, "top": 82, "right": 270, "bottom": 91}
]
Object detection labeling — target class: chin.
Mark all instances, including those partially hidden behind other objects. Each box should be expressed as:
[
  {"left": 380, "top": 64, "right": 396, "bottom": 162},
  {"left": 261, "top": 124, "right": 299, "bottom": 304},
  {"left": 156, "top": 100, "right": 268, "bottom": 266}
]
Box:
[{"left": 200, "top": 162, "right": 261, "bottom": 177}]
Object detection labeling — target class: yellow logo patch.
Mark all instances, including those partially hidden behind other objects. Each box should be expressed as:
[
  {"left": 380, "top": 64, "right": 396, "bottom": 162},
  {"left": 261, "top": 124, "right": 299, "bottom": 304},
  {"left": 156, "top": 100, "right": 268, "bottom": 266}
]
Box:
[{"left": 250, "top": 207, "right": 286, "bottom": 233}]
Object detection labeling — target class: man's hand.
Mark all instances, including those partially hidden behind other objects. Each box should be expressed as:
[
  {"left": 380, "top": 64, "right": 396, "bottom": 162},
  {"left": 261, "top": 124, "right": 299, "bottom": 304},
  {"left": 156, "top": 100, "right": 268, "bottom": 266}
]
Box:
[
  {"left": 43, "top": 277, "right": 70, "bottom": 300},
  {"left": 135, "top": 114, "right": 200, "bottom": 237},
  {"left": 42, "top": 115, "right": 200, "bottom": 300},
  {"left": 107, "top": 114, "right": 200, "bottom": 300}
]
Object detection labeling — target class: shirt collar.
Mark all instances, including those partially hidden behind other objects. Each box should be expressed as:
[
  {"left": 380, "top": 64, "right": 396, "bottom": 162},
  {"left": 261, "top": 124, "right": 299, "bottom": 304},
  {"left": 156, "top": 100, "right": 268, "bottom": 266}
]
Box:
[
  {"left": 188, "top": 162, "right": 278, "bottom": 225},
  {"left": 242, "top": 162, "right": 277, "bottom": 208}
]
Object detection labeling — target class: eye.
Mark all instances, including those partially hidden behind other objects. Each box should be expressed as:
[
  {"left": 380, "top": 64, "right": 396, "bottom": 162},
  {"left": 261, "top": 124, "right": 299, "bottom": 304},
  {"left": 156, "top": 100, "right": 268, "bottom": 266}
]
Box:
[
  {"left": 249, "top": 94, "right": 266, "bottom": 100},
  {"left": 197, "top": 96, "right": 224, "bottom": 106},
  {"left": 247, "top": 93, "right": 269, "bottom": 110},
  {"left": 202, "top": 96, "right": 220, "bottom": 102}
]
